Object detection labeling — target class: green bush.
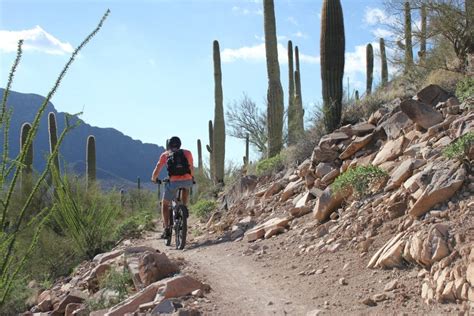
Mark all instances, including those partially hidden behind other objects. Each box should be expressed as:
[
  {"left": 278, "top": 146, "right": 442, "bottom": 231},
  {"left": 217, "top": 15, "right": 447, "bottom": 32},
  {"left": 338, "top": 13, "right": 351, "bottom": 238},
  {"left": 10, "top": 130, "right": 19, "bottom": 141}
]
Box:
[
  {"left": 114, "top": 212, "right": 154, "bottom": 240},
  {"left": 443, "top": 132, "right": 474, "bottom": 162},
  {"left": 332, "top": 165, "right": 387, "bottom": 198},
  {"left": 255, "top": 153, "right": 284, "bottom": 176},
  {"left": 455, "top": 76, "right": 474, "bottom": 102},
  {"left": 86, "top": 269, "right": 132, "bottom": 311},
  {"left": 190, "top": 199, "right": 217, "bottom": 219}
]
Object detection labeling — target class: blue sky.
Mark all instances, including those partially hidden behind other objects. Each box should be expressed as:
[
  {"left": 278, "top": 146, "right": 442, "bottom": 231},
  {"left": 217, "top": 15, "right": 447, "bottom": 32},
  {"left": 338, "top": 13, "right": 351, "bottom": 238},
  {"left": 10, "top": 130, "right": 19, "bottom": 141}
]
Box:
[{"left": 0, "top": 0, "right": 401, "bottom": 167}]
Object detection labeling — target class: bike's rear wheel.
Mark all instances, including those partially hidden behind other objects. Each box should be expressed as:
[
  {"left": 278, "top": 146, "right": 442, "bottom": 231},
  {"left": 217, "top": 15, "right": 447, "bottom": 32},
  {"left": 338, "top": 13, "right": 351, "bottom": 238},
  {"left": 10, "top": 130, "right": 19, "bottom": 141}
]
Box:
[
  {"left": 175, "top": 205, "right": 188, "bottom": 250},
  {"left": 165, "top": 210, "right": 173, "bottom": 246}
]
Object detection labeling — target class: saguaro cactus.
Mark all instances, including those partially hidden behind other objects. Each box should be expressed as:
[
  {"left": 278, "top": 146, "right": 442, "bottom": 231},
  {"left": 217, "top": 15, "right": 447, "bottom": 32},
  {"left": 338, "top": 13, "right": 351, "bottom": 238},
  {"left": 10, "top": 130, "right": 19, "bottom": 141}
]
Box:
[
  {"left": 355, "top": 90, "right": 359, "bottom": 101},
  {"left": 380, "top": 38, "right": 388, "bottom": 86},
  {"left": 206, "top": 120, "right": 214, "bottom": 181},
  {"left": 287, "top": 40, "right": 296, "bottom": 145},
  {"left": 243, "top": 133, "right": 249, "bottom": 166},
  {"left": 293, "top": 46, "right": 305, "bottom": 142},
  {"left": 419, "top": 3, "right": 427, "bottom": 63},
  {"left": 320, "top": 0, "right": 345, "bottom": 132},
  {"left": 366, "top": 43, "right": 374, "bottom": 95},
  {"left": 137, "top": 177, "right": 141, "bottom": 190},
  {"left": 20, "top": 123, "right": 33, "bottom": 191},
  {"left": 86, "top": 135, "right": 96, "bottom": 188},
  {"left": 264, "top": 0, "right": 284, "bottom": 158},
  {"left": 197, "top": 139, "right": 203, "bottom": 173},
  {"left": 404, "top": 1, "right": 414, "bottom": 72},
  {"left": 212, "top": 40, "right": 225, "bottom": 184},
  {"left": 48, "top": 112, "right": 60, "bottom": 173}
]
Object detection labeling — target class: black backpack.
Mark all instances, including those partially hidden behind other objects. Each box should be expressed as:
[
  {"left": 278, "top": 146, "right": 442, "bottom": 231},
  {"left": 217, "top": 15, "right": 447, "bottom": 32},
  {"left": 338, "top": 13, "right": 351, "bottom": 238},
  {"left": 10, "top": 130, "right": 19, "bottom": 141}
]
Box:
[{"left": 167, "top": 149, "right": 191, "bottom": 176}]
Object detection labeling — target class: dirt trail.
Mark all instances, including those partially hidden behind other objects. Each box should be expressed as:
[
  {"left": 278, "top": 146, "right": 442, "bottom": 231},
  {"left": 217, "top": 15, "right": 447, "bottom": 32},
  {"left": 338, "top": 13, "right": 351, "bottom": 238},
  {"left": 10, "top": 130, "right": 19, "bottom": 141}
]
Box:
[{"left": 142, "top": 232, "right": 310, "bottom": 315}]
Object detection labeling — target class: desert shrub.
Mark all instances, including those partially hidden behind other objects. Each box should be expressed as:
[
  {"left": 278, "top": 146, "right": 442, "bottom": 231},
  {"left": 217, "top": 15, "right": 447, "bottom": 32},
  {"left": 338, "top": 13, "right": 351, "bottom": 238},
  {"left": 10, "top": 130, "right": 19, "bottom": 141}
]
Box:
[
  {"left": 0, "top": 278, "right": 31, "bottom": 316},
  {"left": 332, "top": 165, "right": 387, "bottom": 198},
  {"left": 86, "top": 269, "right": 132, "bottom": 311},
  {"left": 255, "top": 153, "right": 284, "bottom": 176},
  {"left": 424, "top": 69, "right": 464, "bottom": 93},
  {"left": 114, "top": 211, "right": 154, "bottom": 240},
  {"left": 190, "top": 199, "right": 217, "bottom": 219},
  {"left": 455, "top": 76, "right": 474, "bottom": 102},
  {"left": 443, "top": 132, "right": 474, "bottom": 163}
]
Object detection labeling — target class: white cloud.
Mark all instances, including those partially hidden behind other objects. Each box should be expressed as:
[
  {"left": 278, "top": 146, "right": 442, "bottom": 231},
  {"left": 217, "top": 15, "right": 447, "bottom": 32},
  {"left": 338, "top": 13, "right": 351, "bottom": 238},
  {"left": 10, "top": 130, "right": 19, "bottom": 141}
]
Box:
[
  {"left": 0, "top": 25, "right": 73, "bottom": 55},
  {"left": 287, "top": 16, "right": 299, "bottom": 26},
  {"left": 221, "top": 42, "right": 319, "bottom": 65},
  {"left": 293, "top": 31, "right": 308, "bottom": 39},
  {"left": 232, "top": 6, "right": 263, "bottom": 16},
  {"left": 364, "top": 7, "right": 397, "bottom": 26},
  {"left": 372, "top": 28, "right": 393, "bottom": 39}
]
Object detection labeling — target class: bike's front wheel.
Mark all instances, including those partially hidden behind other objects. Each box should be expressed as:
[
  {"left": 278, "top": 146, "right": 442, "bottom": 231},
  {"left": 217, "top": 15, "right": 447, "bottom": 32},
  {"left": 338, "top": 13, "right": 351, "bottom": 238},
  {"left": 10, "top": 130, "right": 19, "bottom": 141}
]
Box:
[{"left": 175, "top": 205, "right": 188, "bottom": 250}]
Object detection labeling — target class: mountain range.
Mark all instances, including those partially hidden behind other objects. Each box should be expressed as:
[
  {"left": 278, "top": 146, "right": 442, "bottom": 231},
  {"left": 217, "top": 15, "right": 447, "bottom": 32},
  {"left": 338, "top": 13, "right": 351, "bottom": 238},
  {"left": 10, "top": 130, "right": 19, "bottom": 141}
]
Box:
[{"left": 0, "top": 88, "right": 165, "bottom": 189}]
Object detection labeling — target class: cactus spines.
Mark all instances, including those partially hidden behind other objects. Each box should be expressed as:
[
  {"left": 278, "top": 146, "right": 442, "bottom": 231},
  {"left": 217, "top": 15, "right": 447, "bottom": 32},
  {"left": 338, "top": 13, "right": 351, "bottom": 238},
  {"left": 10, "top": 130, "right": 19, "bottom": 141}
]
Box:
[
  {"left": 419, "top": 3, "right": 427, "bottom": 63},
  {"left": 212, "top": 40, "right": 225, "bottom": 184},
  {"left": 355, "top": 90, "right": 359, "bottom": 101},
  {"left": 366, "top": 43, "right": 374, "bottom": 95},
  {"left": 197, "top": 139, "right": 203, "bottom": 173},
  {"left": 320, "top": 0, "right": 345, "bottom": 133},
  {"left": 264, "top": 0, "right": 284, "bottom": 158},
  {"left": 207, "top": 120, "right": 214, "bottom": 181},
  {"left": 48, "top": 112, "right": 60, "bottom": 173},
  {"left": 86, "top": 135, "right": 96, "bottom": 188},
  {"left": 404, "top": 1, "right": 414, "bottom": 72},
  {"left": 380, "top": 38, "right": 388, "bottom": 86},
  {"left": 20, "top": 122, "right": 33, "bottom": 191},
  {"left": 287, "top": 40, "right": 296, "bottom": 145}
]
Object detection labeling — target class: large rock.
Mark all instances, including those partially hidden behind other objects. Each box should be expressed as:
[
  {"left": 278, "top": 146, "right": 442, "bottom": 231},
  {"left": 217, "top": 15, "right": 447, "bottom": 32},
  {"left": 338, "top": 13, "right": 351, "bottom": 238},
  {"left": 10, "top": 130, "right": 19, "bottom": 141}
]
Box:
[
  {"left": 372, "top": 136, "right": 407, "bottom": 166},
  {"left": 138, "top": 251, "right": 179, "bottom": 287},
  {"left": 339, "top": 133, "right": 373, "bottom": 160},
  {"left": 339, "top": 123, "right": 375, "bottom": 137},
  {"left": 319, "top": 132, "right": 349, "bottom": 147},
  {"left": 385, "top": 158, "right": 415, "bottom": 191},
  {"left": 312, "top": 186, "right": 344, "bottom": 222},
  {"left": 416, "top": 84, "right": 450, "bottom": 107},
  {"left": 408, "top": 162, "right": 466, "bottom": 217},
  {"left": 244, "top": 217, "right": 290, "bottom": 242},
  {"left": 52, "top": 291, "right": 87, "bottom": 315},
  {"left": 314, "top": 163, "right": 334, "bottom": 178},
  {"left": 367, "top": 233, "right": 407, "bottom": 269},
  {"left": 400, "top": 99, "right": 443, "bottom": 129},
  {"left": 311, "top": 146, "right": 339, "bottom": 165},
  {"left": 380, "top": 111, "right": 412, "bottom": 140},
  {"left": 280, "top": 179, "right": 304, "bottom": 202},
  {"left": 93, "top": 249, "right": 124, "bottom": 264}
]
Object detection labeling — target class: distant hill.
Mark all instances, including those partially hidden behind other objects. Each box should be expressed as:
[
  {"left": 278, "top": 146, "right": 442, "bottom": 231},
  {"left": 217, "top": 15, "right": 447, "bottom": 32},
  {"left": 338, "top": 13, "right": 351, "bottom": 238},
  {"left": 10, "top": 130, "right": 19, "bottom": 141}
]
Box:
[{"left": 0, "top": 88, "right": 165, "bottom": 189}]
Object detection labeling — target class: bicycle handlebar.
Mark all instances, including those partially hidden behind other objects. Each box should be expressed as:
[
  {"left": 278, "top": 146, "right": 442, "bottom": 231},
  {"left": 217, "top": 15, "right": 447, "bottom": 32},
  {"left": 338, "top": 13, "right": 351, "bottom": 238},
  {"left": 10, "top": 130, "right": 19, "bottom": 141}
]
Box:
[{"left": 155, "top": 178, "right": 195, "bottom": 185}]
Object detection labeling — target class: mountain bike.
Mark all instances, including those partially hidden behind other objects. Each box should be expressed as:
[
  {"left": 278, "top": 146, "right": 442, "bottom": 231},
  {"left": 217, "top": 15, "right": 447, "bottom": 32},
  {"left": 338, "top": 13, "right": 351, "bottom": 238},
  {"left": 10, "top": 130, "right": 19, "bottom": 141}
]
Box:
[{"left": 157, "top": 179, "right": 189, "bottom": 250}]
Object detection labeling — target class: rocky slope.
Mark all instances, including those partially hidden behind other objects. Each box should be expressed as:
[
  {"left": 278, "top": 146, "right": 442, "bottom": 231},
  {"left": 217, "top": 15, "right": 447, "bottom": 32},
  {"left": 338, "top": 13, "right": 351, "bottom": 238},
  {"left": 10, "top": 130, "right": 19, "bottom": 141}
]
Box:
[{"left": 21, "top": 84, "right": 473, "bottom": 315}]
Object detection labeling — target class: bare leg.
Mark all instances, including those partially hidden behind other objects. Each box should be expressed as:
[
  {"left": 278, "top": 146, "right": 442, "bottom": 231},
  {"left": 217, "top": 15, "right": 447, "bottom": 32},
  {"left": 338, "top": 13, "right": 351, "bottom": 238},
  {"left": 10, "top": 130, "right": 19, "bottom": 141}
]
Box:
[
  {"left": 181, "top": 189, "right": 189, "bottom": 206},
  {"left": 162, "top": 199, "right": 171, "bottom": 228}
]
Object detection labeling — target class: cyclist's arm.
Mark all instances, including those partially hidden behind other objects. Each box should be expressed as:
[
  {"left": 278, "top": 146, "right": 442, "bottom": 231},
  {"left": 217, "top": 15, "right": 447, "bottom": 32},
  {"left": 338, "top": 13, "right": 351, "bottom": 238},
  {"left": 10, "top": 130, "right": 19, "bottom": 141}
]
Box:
[{"left": 151, "top": 152, "right": 167, "bottom": 181}]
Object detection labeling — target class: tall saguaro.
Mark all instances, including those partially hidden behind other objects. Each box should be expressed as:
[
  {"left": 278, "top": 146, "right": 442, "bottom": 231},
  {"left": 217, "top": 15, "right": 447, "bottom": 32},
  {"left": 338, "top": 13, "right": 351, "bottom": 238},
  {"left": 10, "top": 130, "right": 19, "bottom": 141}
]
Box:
[
  {"left": 206, "top": 120, "right": 214, "bottom": 181},
  {"left": 20, "top": 123, "right": 33, "bottom": 192},
  {"left": 380, "top": 38, "right": 388, "bottom": 86},
  {"left": 86, "top": 135, "right": 96, "bottom": 189},
  {"left": 264, "top": 0, "right": 284, "bottom": 158},
  {"left": 366, "top": 43, "right": 374, "bottom": 95},
  {"left": 197, "top": 139, "right": 203, "bottom": 174},
  {"left": 294, "top": 45, "right": 305, "bottom": 141},
  {"left": 48, "top": 112, "right": 60, "bottom": 173},
  {"left": 320, "top": 0, "right": 345, "bottom": 132},
  {"left": 212, "top": 40, "right": 225, "bottom": 184},
  {"left": 404, "top": 1, "right": 414, "bottom": 72},
  {"left": 287, "top": 40, "right": 296, "bottom": 145},
  {"left": 419, "top": 3, "right": 427, "bottom": 63}
]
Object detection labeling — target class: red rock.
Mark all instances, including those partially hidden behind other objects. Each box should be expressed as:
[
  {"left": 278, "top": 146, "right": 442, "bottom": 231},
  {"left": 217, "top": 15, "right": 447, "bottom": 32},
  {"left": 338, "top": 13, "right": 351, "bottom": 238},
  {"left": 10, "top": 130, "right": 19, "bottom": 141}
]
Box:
[
  {"left": 372, "top": 136, "right": 406, "bottom": 166},
  {"left": 138, "top": 251, "right": 179, "bottom": 287},
  {"left": 312, "top": 187, "right": 344, "bottom": 222},
  {"left": 400, "top": 99, "right": 443, "bottom": 129}
]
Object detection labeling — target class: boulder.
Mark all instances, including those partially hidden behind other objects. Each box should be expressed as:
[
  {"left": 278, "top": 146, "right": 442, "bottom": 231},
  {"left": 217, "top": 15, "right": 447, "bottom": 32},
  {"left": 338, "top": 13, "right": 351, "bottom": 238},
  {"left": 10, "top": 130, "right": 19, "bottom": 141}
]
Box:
[
  {"left": 93, "top": 250, "right": 124, "bottom": 264},
  {"left": 86, "top": 263, "right": 111, "bottom": 292},
  {"left": 416, "top": 84, "right": 450, "bottom": 107},
  {"left": 263, "top": 182, "right": 285, "bottom": 199},
  {"left": 314, "top": 163, "right": 334, "bottom": 178},
  {"left": 380, "top": 111, "right": 412, "bottom": 140},
  {"left": 65, "top": 303, "right": 82, "bottom": 316},
  {"left": 138, "top": 251, "right": 179, "bottom": 287},
  {"left": 400, "top": 99, "right": 443, "bottom": 129},
  {"left": 311, "top": 146, "right": 339, "bottom": 165},
  {"left": 385, "top": 158, "right": 415, "bottom": 191},
  {"left": 280, "top": 179, "right": 304, "bottom": 202},
  {"left": 52, "top": 291, "right": 87, "bottom": 315},
  {"left": 408, "top": 163, "right": 466, "bottom": 217},
  {"left": 297, "top": 159, "right": 311, "bottom": 178},
  {"left": 339, "top": 133, "right": 374, "bottom": 160},
  {"left": 372, "top": 136, "right": 407, "bottom": 166},
  {"left": 244, "top": 217, "right": 290, "bottom": 242},
  {"left": 321, "top": 168, "right": 340, "bottom": 185},
  {"left": 313, "top": 187, "right": 344, "bottom": 222},
  {"left": 319, "top": 132, "right": 349, "bottom": 147},
  {"left": 368, "top": 233, "right": 407, "bottom": 269}
]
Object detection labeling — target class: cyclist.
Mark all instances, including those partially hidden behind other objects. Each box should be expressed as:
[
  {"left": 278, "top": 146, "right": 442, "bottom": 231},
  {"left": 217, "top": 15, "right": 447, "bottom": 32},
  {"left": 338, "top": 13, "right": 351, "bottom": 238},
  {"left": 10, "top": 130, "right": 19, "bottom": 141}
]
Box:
[{"left": 151, "top": 136, "right": 194, "bottom": 239}]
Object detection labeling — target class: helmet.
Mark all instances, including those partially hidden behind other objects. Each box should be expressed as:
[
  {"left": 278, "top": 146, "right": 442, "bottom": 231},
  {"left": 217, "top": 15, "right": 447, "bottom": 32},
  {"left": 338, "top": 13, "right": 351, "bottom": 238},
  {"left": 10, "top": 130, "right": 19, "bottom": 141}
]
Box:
[{"left": 168, "top": 136, "right": 181, "bottom": 150}]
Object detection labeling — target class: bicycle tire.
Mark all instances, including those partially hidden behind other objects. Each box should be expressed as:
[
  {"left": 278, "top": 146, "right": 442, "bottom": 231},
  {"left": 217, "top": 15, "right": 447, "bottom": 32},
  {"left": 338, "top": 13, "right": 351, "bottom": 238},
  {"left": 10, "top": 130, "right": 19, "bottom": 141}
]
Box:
[
  {"left": 165, "top": 208, "right": 173, "bottom": 247},
  {"left": 175, "top": 205, "right": 188, "bottom": 250}
]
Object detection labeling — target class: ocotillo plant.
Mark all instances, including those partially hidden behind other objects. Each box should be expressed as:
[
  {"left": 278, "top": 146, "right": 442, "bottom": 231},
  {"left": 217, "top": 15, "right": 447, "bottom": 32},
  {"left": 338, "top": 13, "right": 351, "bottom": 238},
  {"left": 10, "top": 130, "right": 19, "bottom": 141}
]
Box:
[
  {"left": 197, "top": 139, "right": 203, "bottom": 174},
  {"left": 264, "top": 0, "right": 284, "bottom": 158},
  {"left": 212, "top": 40, "right": 225, "bottom": 184},
  {"left": 206, "top": 120, "right": 214, "bottom": 181},
  {"left": 287, "top": 40, "right": 296, "bottom": 145},
  {"left": 86, "top": 135, "right": 96, "bottom": 189},
  {"left": 366, "top": 43, "right": 374, "bottom": 95},
  {"left": 320, "top": 0, "right": 345, "bottom": 132},
  {"left": 48, "top": 112, "right": 60, "bottom": 173},
  {"left": 419, "top": 3, "right": 427, "bottom": 63},
  {"left": 291, "top": 45, "right": 305, "bottom": 143},
  {"left": 380, "top": 38, "right": 388, "bottom": 86},
  {"left": 404, "top": 1, "right": 414, "bottom": 72},
  {"left": 20, "top": 122, "right": 33, "bottom": 192}
]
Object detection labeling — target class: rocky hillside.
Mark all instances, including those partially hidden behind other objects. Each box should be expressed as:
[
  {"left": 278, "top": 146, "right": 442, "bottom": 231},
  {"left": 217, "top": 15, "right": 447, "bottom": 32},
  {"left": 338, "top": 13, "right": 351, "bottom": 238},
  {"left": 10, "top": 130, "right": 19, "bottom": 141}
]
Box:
[
  {"left": 0, "top": 88, "right": 165, "bottom": 188},
  {"left": 22, "top": 85, "right": 473, "bottom": 315}
]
